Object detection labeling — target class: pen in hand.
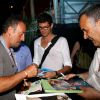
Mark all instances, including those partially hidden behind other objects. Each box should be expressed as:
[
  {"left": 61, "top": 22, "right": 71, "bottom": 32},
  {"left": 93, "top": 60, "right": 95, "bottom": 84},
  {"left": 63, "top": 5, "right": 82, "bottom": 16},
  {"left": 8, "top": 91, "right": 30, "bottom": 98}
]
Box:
[
  {"left": 60, "top": 72, "right": 66, "bottom": 77},
  {"left": 59, "top": 72, "right": 70, "bottom": 85}
]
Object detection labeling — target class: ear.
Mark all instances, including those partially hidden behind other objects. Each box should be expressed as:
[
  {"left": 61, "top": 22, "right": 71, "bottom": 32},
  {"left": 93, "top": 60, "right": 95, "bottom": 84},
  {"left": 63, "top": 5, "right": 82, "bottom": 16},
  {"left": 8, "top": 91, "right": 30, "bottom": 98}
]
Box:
[
  {"left": 96, "top": 19, "right": 100, "bottom": 26},
  {"left": 51, "top": 23, "right": 53, "bottom": 28},
  {"left": 7, "top": 26, "right": 13, "bottom": 36}
]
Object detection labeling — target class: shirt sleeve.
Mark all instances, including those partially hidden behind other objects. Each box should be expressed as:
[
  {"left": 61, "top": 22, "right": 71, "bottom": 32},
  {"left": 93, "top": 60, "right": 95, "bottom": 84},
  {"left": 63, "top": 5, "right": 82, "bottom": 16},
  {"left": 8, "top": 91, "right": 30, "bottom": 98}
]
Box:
[{"left": 89, "top": 48, "right": 100, "bottom": 75}]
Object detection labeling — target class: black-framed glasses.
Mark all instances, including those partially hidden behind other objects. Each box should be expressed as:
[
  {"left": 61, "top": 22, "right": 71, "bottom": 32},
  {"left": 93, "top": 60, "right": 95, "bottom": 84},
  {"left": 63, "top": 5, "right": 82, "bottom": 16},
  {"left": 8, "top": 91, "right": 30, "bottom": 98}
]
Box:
[{"left": 38, "top": 26, "right": 50, "bottom": 30}]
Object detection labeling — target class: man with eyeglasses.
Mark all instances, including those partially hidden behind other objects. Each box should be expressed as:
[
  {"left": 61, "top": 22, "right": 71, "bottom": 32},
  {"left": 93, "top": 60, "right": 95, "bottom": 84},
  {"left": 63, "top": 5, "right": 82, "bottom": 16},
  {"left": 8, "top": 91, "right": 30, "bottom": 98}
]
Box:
[{"left": 33, "top": 13, "right": 72, "bottom": 78}]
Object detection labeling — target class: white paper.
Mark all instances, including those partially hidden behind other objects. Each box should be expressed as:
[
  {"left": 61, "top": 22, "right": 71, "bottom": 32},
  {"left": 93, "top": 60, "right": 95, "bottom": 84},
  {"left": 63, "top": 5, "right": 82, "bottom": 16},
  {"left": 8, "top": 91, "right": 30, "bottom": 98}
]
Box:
[
  {"left": 21, "top": 80, "right": 42, "bottom": 94},
  {"left": 15, "top": 94, "right": 26, "bottom": 100},
  {"left": 15, "top": 93, "right": 66, "bottom": 100}
]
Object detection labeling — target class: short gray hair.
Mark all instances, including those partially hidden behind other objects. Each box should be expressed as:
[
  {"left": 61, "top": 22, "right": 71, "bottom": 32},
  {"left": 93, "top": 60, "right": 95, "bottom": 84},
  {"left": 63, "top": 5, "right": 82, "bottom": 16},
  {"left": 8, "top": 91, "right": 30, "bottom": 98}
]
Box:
[{"left": 79, "top": 4, "right": 100, "bottom": 22}]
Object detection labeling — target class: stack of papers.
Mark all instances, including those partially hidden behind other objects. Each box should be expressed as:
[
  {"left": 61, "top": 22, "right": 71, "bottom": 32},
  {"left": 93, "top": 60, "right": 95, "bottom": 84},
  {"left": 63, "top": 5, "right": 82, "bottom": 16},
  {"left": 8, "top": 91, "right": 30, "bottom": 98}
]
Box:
[{"left": 15, "top": 80, "right": 66, "bottom": 100}]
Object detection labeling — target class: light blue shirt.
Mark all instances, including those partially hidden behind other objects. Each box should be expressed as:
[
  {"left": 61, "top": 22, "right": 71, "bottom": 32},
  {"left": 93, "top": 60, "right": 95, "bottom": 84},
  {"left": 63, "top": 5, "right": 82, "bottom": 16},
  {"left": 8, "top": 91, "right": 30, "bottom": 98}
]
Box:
[{"left": 14, "top": 43, "right": 32, "bottom": 71}]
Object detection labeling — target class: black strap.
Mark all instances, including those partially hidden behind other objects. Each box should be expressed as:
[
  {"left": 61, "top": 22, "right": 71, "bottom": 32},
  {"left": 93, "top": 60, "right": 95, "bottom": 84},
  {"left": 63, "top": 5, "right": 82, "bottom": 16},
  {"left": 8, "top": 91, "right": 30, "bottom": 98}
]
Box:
[{"left": 39, "top": 36, "right": 59, "bottom": 68}]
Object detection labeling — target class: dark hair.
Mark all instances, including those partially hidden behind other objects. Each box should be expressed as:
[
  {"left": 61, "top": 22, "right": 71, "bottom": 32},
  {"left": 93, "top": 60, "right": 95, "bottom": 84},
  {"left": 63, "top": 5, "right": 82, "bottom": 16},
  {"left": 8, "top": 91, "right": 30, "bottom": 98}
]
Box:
[
  {"left": 2, "top": 15, "right": 25, "bottom": 33},
  {"left": 79, "top": 4, "right": 100, "bottom": 22},
  {"left": 37, "top": 13, "right": 53, "bottom": 25}
]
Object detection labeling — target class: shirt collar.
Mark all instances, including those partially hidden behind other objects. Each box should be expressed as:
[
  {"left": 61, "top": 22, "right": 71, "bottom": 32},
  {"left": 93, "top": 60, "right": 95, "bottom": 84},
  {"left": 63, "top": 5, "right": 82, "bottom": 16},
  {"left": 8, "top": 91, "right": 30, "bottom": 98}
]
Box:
[
  {"left": 0, "top": 36, "right": 11, "bottom": 54},
  {"left": 39, "top": 37, "right": 52, "bottom": 48}
]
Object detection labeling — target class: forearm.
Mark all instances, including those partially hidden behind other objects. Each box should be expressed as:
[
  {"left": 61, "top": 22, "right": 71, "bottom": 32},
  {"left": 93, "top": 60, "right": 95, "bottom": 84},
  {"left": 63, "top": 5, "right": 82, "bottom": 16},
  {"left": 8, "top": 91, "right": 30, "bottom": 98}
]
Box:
[
  {"left": 0, "top": 71, "right": 26, "bottom": 93},
  {"left": 93, "top": 90, "right": 100, "bottom": 100},
  {"left": 71, "top": 41, "right": 80, "bottom": 59},
  {"left": 78, "top": 87, "right": 100, "bottom": 100},
  {"left": 0, "top": 63, "right": 37, "bottom": 93},
  {"left": 57, "top": 66, "right": 71, "bottom": 75},
  {"left": 43, "top": 66, "right": 71, "bottom": 78}
]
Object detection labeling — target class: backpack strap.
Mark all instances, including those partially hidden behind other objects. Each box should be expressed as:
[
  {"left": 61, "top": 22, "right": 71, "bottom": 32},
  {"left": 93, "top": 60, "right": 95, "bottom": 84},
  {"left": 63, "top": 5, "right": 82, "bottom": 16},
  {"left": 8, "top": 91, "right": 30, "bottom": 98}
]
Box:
[{"left": 39, "top": 36, "right": 60, "bottom": 68}]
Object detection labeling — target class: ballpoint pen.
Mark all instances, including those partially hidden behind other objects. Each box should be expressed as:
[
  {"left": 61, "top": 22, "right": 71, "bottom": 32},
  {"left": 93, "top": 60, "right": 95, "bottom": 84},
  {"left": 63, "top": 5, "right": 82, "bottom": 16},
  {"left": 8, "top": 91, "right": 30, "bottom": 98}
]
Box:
[
  {"left": 59, "top": 72, "right": 70, "bottom": 85},
  {"left": 60, "top": 72, "right": 65, "bottom": 77}
]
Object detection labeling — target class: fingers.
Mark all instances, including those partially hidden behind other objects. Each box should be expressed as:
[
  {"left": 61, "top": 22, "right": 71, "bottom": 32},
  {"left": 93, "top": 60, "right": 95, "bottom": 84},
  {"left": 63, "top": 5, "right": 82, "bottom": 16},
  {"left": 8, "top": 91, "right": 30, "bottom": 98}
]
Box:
[
  {"left": 25, "top": 64, "right": 38, "bottom": 78},
  {"left": 64, "top": 74, "right": 76, "bottom": 80}
]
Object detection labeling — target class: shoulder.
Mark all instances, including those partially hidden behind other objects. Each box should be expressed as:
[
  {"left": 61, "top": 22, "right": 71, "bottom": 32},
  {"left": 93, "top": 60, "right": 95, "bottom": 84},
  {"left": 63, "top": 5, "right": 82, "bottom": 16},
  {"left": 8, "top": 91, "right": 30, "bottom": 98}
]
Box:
[
  {"left": 58, "top": 36, "right": 68, "bottom": 43},
  {"left": 96, "top": 48, "right": 100, "bottom": 54},
  {"left": 34, "top": 37, "right": 41, "bottom": 44},
  {"left": 0, "top": 42, "right": 6, "bottom": 52},
  {"left": 59, "top": 36, "right": 66, "bottom": 40},
  {"left": 16, "top": 43, "right": 31, "bottom": 53},
  {"left": 93, "top": 48, "right": 100, "bottom": 60},
  {"left": 22, "top": 45, "right": 30, "bottom": 52},
  {"left": 59, "top": 36, "right": 66, "bottom": 39},
  {"left": 93, "top": 48, "right": 100, "bottom": 58}
]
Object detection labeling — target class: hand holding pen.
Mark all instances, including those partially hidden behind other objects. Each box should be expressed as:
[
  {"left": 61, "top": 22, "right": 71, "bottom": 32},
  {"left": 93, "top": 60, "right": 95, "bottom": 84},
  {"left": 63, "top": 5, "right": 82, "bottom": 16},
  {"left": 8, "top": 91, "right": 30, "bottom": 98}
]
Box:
[{"left": 60, "top": 72, "right": 66, "bottom": 77}]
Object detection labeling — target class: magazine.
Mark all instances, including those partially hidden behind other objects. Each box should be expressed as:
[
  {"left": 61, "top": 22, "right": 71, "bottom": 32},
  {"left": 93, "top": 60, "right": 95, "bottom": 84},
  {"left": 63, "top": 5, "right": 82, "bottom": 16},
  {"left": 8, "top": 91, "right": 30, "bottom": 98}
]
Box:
[{"left": 41, "top": 76, "right": 91, "bottom": 93}]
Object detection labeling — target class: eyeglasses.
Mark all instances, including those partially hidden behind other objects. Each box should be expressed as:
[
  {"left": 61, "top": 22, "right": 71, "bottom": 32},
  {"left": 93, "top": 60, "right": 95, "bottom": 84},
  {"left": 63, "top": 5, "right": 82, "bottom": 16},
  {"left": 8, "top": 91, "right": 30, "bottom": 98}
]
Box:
[{"left": 38, "top": 26, "right": 50, "bottom": 30}]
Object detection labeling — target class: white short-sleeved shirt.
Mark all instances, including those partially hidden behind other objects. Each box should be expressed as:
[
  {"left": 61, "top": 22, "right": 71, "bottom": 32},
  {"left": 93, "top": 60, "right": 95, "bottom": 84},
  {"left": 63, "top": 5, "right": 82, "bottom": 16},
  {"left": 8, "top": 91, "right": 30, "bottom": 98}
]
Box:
[
  {"left": 33, "top": 36, "right": 72, "bottom": 71},
  {"left": 87, "top": 48, "right": 100, "bottom": 91}
]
